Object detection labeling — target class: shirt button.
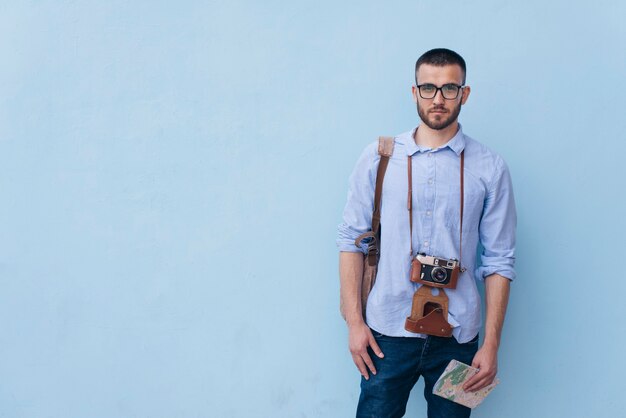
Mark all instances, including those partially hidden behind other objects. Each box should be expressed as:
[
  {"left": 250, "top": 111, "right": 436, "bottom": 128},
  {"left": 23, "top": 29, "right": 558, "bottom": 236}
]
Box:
[
  {"left": 424, "top": 241, "right": 430, "bottom": 247},
  {"left": 426, "top": 211, "right": 432, "bottom": 216},
  {"left": 428, "top": 153, "right": 433, "bottom": 158},
  {"left": 428, "top": 179, "right": 433, "bottom": 185}
]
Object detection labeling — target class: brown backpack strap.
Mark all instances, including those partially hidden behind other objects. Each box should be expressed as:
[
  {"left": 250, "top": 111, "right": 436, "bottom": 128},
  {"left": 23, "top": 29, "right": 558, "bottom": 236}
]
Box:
[
  {"left": 355, "top": 136, "right": 395, "bottom": 265},
  {"left": 372, "top": 136, "right": 394, "bottom": 233},
  {"left": 378, "top": 136, "right": 395, "bottom": 156}
]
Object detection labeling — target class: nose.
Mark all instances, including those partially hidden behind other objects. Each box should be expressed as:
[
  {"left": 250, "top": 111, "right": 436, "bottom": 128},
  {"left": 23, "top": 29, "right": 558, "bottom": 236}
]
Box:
[{"left": 432, "top": 88, "right": 445, "bottom": 105}]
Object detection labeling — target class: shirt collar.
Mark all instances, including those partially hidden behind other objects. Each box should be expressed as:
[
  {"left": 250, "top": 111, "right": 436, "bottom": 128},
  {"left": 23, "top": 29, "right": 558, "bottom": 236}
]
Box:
[{"left": 398, "top": 123, "right": 466, "bottom": 156}]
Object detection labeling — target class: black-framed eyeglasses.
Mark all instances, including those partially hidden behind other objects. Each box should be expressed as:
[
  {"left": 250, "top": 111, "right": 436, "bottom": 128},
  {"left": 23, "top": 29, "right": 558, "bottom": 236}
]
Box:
[{"left": 416, "top": 83, "right": 464, "bottom": 100}]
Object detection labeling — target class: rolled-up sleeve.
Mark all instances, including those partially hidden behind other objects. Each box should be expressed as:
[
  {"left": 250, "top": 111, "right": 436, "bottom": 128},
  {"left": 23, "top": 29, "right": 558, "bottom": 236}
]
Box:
[
  {"left": 337, "top": 142, "right": 378, "bottom": 253},
  {"left": 475, "top": 157, "right": 517, "bottom": 281}
]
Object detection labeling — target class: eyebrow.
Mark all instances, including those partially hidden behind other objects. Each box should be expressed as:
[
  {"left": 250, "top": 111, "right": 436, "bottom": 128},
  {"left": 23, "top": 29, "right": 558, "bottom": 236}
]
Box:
[{"left": 417, "top": 83, "right": 462, "bottom": 87}]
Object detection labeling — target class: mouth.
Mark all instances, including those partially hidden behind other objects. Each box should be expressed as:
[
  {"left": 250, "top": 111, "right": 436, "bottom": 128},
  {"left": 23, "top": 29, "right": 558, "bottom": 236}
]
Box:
[{"left": 430, "top": 108, "right": 447, "bottom": 114}]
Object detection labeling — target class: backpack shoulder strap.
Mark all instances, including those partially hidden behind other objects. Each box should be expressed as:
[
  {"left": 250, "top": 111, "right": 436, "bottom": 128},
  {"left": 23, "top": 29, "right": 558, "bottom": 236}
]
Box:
[
  {"left": 371, "top": 136, "right": 394, "bottom": 234},
  {"left": 354, "top": 136, "right": 395, "bottom": 260},
  {"left": 377, "top": 136, "right": 394, "bottom": 158}
]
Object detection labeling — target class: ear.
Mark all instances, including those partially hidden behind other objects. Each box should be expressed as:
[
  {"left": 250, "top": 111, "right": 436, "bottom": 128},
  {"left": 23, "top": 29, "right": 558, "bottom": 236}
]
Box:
[
  {"left": 412, "top": 85, "right": 419, "bottom": 104},
  {"left": 460, "top": 86, "right": 471, "bottom": 105}
]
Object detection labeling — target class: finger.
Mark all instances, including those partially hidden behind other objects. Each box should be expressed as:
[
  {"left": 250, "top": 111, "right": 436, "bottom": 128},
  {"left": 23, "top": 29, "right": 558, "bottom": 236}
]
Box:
[
  {"left": 462, "top": 372, "right": 480, "bottom": 391},
  {"left": 463, "top": 367, "right": 487, "bottom": 391},
  {"left": 466, "top": 378, "right": 489, "bottom": 392},
  {"left": 470, "top": 357, "right": 481, "bottom": 369},
  {"left": 352, "top": 355, "right": 370, "bottom": 380},
  {"left": 465, "top": 372, "right": 495, "bottom": 392},
  {"left": 361, "top": 350, "right": 377, "bottom": 376},
  {"left": 465, "top": 357, "right": 483, "bottom": 389},
  {"left": 368, "top": 336, "right": 384, "bottom": 358}
]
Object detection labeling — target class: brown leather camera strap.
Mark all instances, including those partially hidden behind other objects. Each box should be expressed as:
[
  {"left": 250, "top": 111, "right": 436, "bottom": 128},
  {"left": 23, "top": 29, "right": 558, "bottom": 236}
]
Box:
[
  {"left": 407, "top": 150, "right": 465, "bottom": 270},
  {"left": 459, "top": 150, "right": 465, "bottom": 273},
  {"left": 407, "top": 156, "right": 413, "bottom": 253}
]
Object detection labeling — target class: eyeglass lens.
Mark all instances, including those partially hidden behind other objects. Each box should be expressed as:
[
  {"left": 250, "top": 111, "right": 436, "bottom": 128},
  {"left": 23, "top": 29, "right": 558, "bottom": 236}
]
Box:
[{"left": 419, "top": 84, "right": 460, "bottom": 99}]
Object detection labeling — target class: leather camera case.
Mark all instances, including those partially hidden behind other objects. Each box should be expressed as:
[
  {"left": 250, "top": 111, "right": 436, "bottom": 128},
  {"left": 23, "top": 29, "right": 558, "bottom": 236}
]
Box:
[{"left": 405, "top": 286, "right": 453, "bottom": 337}]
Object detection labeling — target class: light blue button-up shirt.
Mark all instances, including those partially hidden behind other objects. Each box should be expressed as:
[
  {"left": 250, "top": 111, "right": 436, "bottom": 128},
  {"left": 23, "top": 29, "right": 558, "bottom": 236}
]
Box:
[{"left": 337, "top": 125, "right": 516, "bottom": 343}]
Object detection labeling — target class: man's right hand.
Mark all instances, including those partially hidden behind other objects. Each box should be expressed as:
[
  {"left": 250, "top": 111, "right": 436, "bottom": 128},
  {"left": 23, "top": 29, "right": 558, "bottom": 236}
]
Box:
[{"left": 348, "top": 321, "right": 384, "bottom": 380}]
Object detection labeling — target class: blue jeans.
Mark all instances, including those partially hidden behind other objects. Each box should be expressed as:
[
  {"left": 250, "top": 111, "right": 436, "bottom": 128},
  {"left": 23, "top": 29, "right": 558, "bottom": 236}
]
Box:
[{"left": 356, "top": 330, "right": 479, "bottom": 418}]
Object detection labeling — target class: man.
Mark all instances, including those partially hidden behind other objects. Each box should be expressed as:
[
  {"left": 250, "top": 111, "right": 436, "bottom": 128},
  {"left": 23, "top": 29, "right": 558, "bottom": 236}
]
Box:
[{"left": 337, "top": 48, "right": 516, "bottom": 418}]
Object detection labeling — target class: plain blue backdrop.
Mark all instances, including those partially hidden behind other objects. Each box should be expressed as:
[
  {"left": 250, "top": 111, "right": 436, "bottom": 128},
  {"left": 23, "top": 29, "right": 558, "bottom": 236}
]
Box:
[{"left": 1, "top": 1, "right": 625, "bottom": 417}]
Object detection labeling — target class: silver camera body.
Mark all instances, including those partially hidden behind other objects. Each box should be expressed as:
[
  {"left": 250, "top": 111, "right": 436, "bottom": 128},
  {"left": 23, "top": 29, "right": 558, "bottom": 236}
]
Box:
[{"left": 413, "top": 253, "right": 460, "bottom": 288}]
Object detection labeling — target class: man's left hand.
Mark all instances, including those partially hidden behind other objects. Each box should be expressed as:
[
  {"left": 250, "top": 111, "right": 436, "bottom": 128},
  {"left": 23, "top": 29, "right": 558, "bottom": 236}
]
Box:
[{"left": 463, "top": 343, "right": 498, "bottom": 392}]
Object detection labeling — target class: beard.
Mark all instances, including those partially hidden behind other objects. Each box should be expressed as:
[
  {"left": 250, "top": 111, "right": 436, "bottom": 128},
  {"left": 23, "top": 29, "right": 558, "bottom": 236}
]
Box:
[{"left": 417, "top": 101, "right": 462, "bottom": 130}]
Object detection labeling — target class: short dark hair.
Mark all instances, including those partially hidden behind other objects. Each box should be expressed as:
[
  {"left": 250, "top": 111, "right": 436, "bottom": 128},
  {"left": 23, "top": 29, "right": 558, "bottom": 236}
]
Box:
[{"left": 415, "top": 48, "right": 467, "bottom": 84}]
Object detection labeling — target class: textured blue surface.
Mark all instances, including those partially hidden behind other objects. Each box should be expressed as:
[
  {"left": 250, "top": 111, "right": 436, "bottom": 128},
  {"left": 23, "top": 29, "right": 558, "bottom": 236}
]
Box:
[{"left": 0, "top": 1, "right": 624, "bottom": 417}]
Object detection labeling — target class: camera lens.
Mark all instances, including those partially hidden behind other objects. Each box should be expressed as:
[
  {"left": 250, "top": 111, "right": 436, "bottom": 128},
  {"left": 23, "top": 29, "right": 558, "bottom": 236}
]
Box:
[{"left": 431, "top": 267, "right": 448, "bottom": 283}]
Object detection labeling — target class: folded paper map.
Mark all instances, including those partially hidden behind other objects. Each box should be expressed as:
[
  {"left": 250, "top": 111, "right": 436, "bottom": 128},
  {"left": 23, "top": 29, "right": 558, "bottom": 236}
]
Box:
[{"left": 433, "top": 359, "right": 499, "bottom": 409}]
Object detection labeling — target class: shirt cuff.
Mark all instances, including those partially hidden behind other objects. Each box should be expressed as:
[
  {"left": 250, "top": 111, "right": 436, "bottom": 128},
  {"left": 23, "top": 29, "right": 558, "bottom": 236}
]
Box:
[
  {"left": 336, "top": 239, "right": 367, "bottom": 254},
  {"left": 475, "top": 265, "right": 516, "bottom": 282}
]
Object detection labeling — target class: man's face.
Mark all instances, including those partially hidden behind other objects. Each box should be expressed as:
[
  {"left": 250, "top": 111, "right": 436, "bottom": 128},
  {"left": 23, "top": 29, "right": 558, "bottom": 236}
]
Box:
[{"left": 412, "top": 64, "right": 470, "bottom": 131}]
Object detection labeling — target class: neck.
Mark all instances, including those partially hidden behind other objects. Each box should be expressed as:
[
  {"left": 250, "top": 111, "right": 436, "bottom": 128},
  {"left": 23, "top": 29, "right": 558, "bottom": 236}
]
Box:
[{"left": 414, "top": 121, "right": 459, "bottom": 149}]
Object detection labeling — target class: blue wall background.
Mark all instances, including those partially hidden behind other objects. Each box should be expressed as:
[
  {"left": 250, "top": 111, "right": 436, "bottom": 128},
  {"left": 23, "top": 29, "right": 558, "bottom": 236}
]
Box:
[{"left": 1, "top": 1, "right": 625, "bottom": 417}]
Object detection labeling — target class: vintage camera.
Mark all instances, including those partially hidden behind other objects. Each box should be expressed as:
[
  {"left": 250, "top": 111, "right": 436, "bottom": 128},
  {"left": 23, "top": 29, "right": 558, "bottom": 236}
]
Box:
[{"left": 410, "top": 253, "right": 460, "bottom": 289}]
